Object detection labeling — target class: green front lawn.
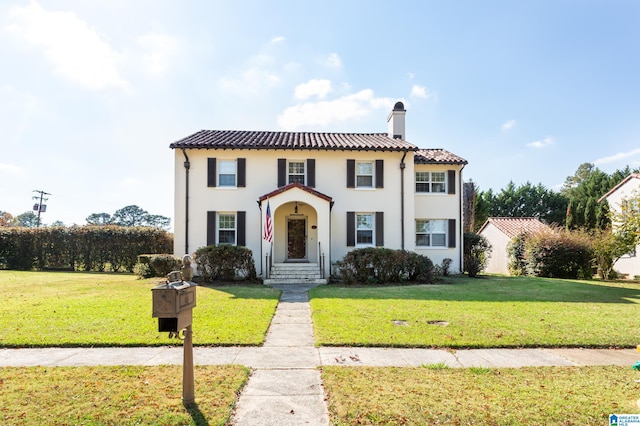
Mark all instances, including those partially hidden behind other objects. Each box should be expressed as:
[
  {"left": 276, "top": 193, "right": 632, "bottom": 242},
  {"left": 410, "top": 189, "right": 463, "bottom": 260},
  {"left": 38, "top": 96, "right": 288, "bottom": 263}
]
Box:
[
  {"left": 1, "top": 365, "right": 249, "bottom": 425},
  {"left": 322, "top": 365, "right": 640, "bottom": 425},
  {"left": 0, "top": 271, "right": 280, "bottom": 347},
  {"left": 310, "top": 275, "right": 640, "bottom": 348}
]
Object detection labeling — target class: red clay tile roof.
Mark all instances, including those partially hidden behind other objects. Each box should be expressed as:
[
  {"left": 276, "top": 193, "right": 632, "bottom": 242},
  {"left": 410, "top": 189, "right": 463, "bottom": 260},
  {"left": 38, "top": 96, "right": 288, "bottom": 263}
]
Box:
[
  {"left": 170, "top": 130, "right": 418, "bottom": 152},
  {"left": 414, "top": 149, "right": 468, "bottom": 165},
  {"left": 478, "top": 217, "right": 551, "bottom": 238},
  {"left": 259, "top": 182, "right": 332, "bottom": 202}
]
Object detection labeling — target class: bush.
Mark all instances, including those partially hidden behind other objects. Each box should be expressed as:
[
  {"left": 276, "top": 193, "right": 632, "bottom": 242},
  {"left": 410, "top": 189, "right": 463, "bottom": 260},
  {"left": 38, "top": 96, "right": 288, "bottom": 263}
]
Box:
[
  {"left": 194, "top": 245, "right": 257, "bottom": 283},
  {"left": 463, "top": 232, "right": 491, "bottom": 277},
  {"left": 134, "top": 254, "right": 181, "bottom": 278},
  {"left": 0, "top": 226, "right": 173, "bottom": 272},
  {"left": 336, "top": 248, "right": 435, "bottom": 285},
  {"left": 507, "top": 233, "right": 528, "bottom": 276},
  {"left": 524, "top": 228, "right": 592, "bottom": 279}
]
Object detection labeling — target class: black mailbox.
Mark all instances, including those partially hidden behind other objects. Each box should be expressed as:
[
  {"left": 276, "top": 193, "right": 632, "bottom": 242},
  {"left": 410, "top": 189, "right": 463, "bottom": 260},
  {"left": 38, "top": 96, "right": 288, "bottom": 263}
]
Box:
[{"left": 152, "top": 278, "right": 197, "bottom": 332}]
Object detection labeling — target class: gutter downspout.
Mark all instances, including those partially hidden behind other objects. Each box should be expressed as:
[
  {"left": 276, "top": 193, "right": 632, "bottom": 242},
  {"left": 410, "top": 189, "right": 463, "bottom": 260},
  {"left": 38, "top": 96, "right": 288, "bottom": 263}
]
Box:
[
  {"left": 459, "top": 163, "right": 466, "bottom": 273},
  {"left": 399, "top": 150, "right": 408, "bottom": 250},
  {"left": 181, "top": 148, "right": 190, "bottom": 254}
]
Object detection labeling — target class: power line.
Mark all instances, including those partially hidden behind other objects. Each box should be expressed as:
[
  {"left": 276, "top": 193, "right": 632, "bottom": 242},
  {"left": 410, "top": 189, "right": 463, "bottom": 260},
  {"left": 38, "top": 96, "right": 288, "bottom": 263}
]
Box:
[{"left": 32, "top": 189, "right": 51, "bottom": 228}]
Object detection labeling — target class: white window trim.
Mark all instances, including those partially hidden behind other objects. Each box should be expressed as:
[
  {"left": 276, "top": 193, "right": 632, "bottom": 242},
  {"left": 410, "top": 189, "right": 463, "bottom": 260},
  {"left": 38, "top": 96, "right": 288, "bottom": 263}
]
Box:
[
  {"left": 415, "top": 171, "right": 447, "bottom": 194},
  {"left": 356, "top": 161, "right": 374, "bottom": 188},
  {"left": 415, "top": 219, "right": 447, "bottom": 248},
  {"left": 218, "top": 212, "right": 237, "bottom": 245},
  {"left": 218, "top": 159, "right": 237, "bottom": 188},
  {"left": 356, "top": 212, "right": 375, "bottom": 246},
  {"left": 288, "top": 160, "right": 306, "bottom": 185}
]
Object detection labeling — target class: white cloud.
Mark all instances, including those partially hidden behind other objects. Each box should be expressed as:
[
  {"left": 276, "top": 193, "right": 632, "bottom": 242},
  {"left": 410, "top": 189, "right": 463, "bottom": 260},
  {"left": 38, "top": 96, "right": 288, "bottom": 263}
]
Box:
[
  {"left": 270, "top": 36, "right": 286, "bottom": 44},
  {"left": 594, "top": 147, "right": 640, "bottom": 165},
  {"left": 7, "top": 1, "right": 126, "bottom": 90},
  {"left": 325, "top": 53, "right": 341, "bottom": 68},
  {"left": 410, "top": 85, "right": 429, "bottom": 99},
  {"left": 0, "top": 163, "right": 24, "bottom": 175},
  {"left": 137, "top": 33, "right": 181, "bottom": 75},
  {"left": 218, "top": 66, "right": 281, "bottom": 95},
  {"left": 527, "top": 137, "right": 553, "bottom": 148},
  {"left": 277, "top": 89, "right": 395, "bottom": 130},
  {"left": 501, "top": 119, "right": 516, "bottom": 131},
  {"left": 294, "top": 79, "right": 332, "bottom": 100}
]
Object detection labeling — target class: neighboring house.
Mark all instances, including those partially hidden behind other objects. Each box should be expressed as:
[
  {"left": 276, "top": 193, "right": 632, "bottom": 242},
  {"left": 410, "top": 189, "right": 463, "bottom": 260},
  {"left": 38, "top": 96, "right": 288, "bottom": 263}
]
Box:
[
  {"left": 478, "top": 217, "right": 551, "bottom": 275},
  {"left": 170, "top": 102, "right": 468, "bottom": 282},
  {"left": 598, "top": 173, "right": 640, "bottom": 278}
]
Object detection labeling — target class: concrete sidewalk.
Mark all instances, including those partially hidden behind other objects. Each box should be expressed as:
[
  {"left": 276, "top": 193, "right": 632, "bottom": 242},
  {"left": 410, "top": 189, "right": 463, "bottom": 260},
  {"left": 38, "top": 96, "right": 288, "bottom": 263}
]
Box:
[{"left": 0, "top": 282, "right": 638, "bottom": 425}]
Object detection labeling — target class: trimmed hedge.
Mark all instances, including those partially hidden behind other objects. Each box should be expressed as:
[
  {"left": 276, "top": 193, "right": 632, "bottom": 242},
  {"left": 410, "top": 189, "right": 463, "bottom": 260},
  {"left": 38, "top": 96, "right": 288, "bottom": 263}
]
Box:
[
  {"left": 0, "top": 226, "right": 173, "bottom": 272},
  {"left": 194, "top": 245, "right": 257, "bottom": 282},
  {"left": 336, "top": 247, "right": 435, "bottom": 285}
]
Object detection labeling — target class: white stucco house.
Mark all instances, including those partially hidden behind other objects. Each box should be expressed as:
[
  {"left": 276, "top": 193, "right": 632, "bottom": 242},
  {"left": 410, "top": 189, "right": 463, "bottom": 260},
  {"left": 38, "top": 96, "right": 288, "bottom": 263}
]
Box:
[
  {"left": 170, "top": 102, "right": 468, "bottom": 283},
  {"left": 478, "top": 217, "right": 551, "bottom": 275},
  {"left": 599, "top": 173, "right": 640, "bottom": 279}
]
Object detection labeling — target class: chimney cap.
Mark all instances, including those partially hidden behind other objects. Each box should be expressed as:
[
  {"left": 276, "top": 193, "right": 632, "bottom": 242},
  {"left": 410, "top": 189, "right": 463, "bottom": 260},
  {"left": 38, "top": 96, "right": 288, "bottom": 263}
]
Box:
[{"left": 393, "top": 101, "right": 405, "bottom": 111}]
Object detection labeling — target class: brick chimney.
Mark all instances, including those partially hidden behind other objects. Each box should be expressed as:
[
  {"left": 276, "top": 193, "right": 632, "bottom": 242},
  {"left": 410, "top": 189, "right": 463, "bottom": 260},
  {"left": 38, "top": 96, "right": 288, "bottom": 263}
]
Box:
[{"left": 387, "top": 101, "right": 406, "bottom": 140}]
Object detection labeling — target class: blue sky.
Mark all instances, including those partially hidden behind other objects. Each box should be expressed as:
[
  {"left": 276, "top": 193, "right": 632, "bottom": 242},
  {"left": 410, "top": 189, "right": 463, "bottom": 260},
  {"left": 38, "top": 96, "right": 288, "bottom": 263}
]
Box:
[{"left": 2, "top": 1, "right": 639, "bottom": 227}]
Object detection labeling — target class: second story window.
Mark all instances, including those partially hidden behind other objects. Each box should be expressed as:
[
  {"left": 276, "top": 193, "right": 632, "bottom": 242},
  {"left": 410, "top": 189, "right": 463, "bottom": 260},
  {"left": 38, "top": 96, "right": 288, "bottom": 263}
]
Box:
[
  {"left": 219, "top": 160, "right": 237, "bottom": 187},
  {"left": 288, "top": 161, "right": 305, "bottom": 184},
  {"left": 356, "top": 162, "right": 374, "bottom": 187},
  {"left": 416, "top": 171, "right": 446, "bottom": 193}
]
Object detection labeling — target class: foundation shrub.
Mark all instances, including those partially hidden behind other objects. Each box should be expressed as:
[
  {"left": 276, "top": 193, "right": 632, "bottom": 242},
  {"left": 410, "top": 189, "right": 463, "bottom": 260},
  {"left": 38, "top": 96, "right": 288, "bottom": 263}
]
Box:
[
  {"left": 336, "top": 248, "right": 434, "bottom": 285},
  {"left": 463, "top": 232, "right": 492, "bottom": 277},
  {"left": 194, "top": 245, "right": 257, "bottom": 283}
]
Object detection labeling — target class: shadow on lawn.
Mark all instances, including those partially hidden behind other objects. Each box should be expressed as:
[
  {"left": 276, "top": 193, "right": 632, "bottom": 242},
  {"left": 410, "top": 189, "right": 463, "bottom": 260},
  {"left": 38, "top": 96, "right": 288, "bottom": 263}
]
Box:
[
  {"left": 197, "top": 283, "right": 281, "bottom": 300},
  {"left": 310, "top": 276, "right": 640, "bottom": 304}
]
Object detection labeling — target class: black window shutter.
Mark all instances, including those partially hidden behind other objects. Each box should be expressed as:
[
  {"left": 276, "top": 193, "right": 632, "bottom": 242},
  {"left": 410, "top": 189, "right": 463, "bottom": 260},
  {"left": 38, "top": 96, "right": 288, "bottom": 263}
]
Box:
[
  {"left": 375, "top": 211, "right": 384, "bottom": 246},
  {"left": 307, "top": 159, "right": 316, "bottom": 188},
  {"left": 278, "top": 158, "right": 286, "bottom": 187},
  {"left": 207, "top": 211, "right": 216, "bottom": 246},
  {"left": 207, "top": 158, "right": 217, "bottom": 187},
  {"left": 237, "top": 158, "right": 246, "bottom": 187},
  {"left": 447, "top": 170, "right": 456, "bottom": 194},
  {"left": 346, "top": 159, "right": 355, "bottom": 188},
  {"left": 375, "top": 160, "right": 384, "bottom": 188},
  {"left": 237, "top": 211, "right": 246, "bottom": 246},
  {"left": 346, "top": 211, "right": 355, "bottom": 246},
  {"left": 448, "top": 219, "right": 456, "bottom": 248}
]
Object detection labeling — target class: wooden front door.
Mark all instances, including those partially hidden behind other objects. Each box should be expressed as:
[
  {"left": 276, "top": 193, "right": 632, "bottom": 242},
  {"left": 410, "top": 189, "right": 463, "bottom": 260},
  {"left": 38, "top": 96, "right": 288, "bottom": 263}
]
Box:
[{"left": 287, "top": 218, "right": 306, "bottom": 260}]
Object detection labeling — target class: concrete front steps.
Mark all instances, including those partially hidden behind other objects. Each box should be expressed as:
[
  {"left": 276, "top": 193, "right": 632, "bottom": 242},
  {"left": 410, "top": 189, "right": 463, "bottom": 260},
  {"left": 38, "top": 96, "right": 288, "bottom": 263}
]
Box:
[{"left": 263, "top": 262, "right": 327, "bottom": 285}]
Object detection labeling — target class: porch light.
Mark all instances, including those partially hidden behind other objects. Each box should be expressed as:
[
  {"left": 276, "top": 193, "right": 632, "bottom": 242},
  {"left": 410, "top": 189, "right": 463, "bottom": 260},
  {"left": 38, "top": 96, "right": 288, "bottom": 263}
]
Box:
[{"left": 294, "top": 202, "right": 298, "bottom": 214}]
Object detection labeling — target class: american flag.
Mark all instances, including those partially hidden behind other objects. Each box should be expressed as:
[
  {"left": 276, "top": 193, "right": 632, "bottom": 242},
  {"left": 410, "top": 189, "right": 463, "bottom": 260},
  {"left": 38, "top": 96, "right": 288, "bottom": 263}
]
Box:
[{"left": 263, "top": 200, "right": 273, "bottom": 243}]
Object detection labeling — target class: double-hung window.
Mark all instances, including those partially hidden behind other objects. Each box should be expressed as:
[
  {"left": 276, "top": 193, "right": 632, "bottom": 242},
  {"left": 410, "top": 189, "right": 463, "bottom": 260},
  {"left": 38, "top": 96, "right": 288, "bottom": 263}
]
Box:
[
  {"left": 416, "top": 219, "right": 447, "bottom": 247},
  {"left": 415, "top": 171, "right": 445, "bottom": 193},
  {"left": 288, "top": 161, "right": 305, "bottom": 184},
  {"left": 218, "top": 160, "right": 237, "bottom": 187},
  {"left": 356, "top": 162, "right": 374, "bottom": 187},
  {"left": 356, "top": 213, "right": 374, "bottom": 245},
  {"left": 218, "top": 213, "right": 236, "bottom": 244}
]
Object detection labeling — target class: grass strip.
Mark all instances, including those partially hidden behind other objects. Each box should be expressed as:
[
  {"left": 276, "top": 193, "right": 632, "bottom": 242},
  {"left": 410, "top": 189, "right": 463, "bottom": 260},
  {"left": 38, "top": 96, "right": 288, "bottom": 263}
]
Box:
[
  {"left": 0, "top": 271, "right": 280, "bottom": 347},
  {"left": 0, "top": 365, "right": 249, "bottom": 425},
  {"left": 322, "top": 365, "right": 640, "bottom": 425},
  {"left": 310, "top": 276, "right": 640, "bottom": 348}
]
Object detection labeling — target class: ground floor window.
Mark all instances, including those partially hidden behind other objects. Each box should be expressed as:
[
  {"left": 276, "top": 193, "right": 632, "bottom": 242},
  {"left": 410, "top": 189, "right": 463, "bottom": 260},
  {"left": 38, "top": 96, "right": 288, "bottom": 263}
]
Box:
[
  {"left": 416, "top": 219, "right": 447, "bottom": 247},
  {"left": 356, "top": 213, "right": 374, "bottom": 245},
  {"left": 218, "top": 213, "right": 236, "bottom": 244}
]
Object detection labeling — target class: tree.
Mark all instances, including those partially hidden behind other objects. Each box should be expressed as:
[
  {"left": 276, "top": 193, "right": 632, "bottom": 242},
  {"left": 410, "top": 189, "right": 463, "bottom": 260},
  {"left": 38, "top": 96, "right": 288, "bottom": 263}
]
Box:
[
  {"left": 475, "top": 181, "right": 568, "bottom": 228},
  {"left": 86, "top": 213, "right": 112, "bottom": 225},
  {"left": 591, "top": 228, "right": 635, "bottom": 280},
  {"left": 0, "top": 211, "right": 17, "bottom": 227},
  {"left": 144, "top": 214, "right": 171, "bottom": 230},
  {"left": 111, "top": 205, "right": 149, "bottom": 227},
  {"left": 16, "top": 211, "right": 39, "bottom": 228},
  {"left": 562, "top": 164, "right": 612, "bottom": 230}
]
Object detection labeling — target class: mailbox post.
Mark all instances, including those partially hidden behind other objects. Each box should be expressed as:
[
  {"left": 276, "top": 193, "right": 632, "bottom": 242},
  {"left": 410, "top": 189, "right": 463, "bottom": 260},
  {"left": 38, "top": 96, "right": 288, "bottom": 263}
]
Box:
[{"left": 152, "top": 271, "right": 197, "bottom": 406}]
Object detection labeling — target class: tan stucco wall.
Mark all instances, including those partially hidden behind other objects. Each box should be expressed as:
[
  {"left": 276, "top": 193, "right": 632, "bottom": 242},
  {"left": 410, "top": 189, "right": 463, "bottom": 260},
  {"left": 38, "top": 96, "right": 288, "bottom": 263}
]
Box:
[
  {"left": 479, "top": 223, "right": 511, "bottom": 275},
  {"left": 606, "top": 177, "right": 640, "bottom": 278}
]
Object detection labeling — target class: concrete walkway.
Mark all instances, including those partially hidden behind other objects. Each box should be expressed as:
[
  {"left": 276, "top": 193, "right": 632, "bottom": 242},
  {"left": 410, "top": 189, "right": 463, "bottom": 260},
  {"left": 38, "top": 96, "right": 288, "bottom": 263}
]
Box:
[{"left": 1, "top": 283, "right": 638, "bottom": 425}]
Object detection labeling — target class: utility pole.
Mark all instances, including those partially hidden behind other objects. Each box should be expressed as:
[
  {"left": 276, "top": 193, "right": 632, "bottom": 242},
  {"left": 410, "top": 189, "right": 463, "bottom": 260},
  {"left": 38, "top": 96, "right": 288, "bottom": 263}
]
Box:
[{"left": 32, "top": 190, "right": 51, "bottom": 228}]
